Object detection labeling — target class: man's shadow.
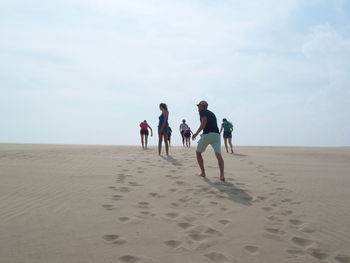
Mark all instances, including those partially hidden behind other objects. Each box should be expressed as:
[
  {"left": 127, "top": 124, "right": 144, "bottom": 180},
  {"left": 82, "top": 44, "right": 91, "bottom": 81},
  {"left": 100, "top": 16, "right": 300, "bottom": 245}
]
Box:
[
  {"left": 161, "top": 155, "right": 182, "bottom": 166},
  {"left": 203, "top": 177, "right": 252, "bottom": 206}
]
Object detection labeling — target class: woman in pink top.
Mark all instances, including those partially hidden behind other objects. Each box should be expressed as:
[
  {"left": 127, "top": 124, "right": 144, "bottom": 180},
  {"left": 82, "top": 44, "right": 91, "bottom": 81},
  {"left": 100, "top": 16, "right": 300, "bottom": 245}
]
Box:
[{"left": 139, "top": 120, "right": 153, "bottom": 149}]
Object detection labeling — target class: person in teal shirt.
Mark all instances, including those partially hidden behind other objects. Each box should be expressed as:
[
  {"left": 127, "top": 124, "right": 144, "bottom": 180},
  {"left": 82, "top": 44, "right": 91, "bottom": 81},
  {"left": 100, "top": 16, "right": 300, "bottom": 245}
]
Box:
[{"left": 220, "top": 118, "right": 234, "bottom": 153}]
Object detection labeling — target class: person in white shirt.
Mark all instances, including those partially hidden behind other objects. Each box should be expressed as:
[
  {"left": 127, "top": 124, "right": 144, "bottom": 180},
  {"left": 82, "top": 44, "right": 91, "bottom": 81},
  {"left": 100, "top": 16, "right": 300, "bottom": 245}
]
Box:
[{"left": 179, "top": 119, "right": 189, "bottom": 147}]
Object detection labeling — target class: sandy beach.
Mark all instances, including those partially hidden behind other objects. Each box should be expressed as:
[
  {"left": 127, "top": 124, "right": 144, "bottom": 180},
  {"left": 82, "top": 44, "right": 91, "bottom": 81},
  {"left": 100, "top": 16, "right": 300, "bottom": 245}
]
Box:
[{"left": 0, "top": 143, "right": 349, "bottom": 263}]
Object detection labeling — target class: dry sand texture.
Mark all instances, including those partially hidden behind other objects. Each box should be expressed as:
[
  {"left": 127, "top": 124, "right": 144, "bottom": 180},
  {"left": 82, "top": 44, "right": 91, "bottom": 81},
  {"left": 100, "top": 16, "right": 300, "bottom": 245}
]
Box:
[{"left": 0, "top": 144, "right": 350, "bottom": 263}]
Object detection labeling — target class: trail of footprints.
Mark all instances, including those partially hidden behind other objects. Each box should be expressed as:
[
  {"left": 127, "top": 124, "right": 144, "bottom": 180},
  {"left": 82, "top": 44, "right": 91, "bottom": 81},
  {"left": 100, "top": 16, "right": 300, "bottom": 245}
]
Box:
[
  {"left": 243, "top": 158, "right": 350, "bottom": 262},
  {"left": 103, "top": 152, "right": 350, "bottom": 263}
]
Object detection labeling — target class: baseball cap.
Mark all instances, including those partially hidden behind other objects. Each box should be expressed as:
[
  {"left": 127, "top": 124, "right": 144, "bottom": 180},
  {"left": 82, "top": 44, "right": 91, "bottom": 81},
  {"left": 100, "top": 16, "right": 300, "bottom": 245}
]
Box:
[{"left": 196, "top": 100, "right": 208, "bottom": 106}]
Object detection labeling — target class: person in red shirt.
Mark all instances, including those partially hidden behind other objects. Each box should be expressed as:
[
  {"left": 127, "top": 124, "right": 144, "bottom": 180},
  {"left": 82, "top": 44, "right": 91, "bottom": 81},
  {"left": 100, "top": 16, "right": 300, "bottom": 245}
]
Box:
[{"left": 139, "top": 120, "right": 153, "bottom": 149}]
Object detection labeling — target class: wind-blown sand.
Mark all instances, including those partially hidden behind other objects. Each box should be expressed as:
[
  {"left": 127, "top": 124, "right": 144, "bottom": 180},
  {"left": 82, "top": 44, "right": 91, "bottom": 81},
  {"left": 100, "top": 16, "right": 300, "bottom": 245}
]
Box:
[{"left": 0, "top": 143, "right": 349, "bottom": 263}]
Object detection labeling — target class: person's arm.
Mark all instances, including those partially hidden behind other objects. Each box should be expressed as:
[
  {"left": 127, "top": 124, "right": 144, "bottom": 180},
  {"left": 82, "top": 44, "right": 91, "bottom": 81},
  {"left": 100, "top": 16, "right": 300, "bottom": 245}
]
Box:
[
  {"left": 192, "top": 116, "right": 207, "bottom": 140},
  {"left": 148, "top": 124, "right": 153, "bottom": 136},
  {"left": 220, "top": 124, "right": 223, "bottom": 134}
]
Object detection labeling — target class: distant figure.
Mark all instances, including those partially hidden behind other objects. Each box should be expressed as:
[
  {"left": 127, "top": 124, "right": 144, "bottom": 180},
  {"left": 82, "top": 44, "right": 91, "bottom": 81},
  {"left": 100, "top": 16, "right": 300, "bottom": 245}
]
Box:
[
  {"left": 158, "top": 103, "right": 170, "bottom": 156},
  {"left": 167, "top": 126, "right": 172, "bottom": 147},
  {"left": 220, "top": 118, "right": 234, "bottom": 154},
  {"left": 183, "top": 127, "right": 193, "bottom": 147},
  {"left": 179, "top": 119, "right": 189, "bottom": 146},
  {"left": 139, "top": 120, "right": 153, "bottom": 149},
  {"left": 192, "top": 101, "right": 225, "bottom": 182}
]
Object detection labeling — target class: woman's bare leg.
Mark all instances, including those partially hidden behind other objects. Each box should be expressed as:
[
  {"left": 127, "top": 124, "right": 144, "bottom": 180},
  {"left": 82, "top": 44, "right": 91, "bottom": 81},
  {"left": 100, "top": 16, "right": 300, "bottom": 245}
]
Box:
[
  {"left": 141, "top": 134, "right": 144, "bottom": 149},
  {"left": 145, "top": 135, "right": 148, "bottom": 149},
  {"left": 228, "top": 138, "right": 233, "bottom": 153},
  {"left": 224, "top": 138, "right": 228, "bottom": 153},
  {"left": 158, "top": 134, "right": 162, "bottom": 155},
  {"left": 164, "top": 134, "right": 169, "bottom": 156}
]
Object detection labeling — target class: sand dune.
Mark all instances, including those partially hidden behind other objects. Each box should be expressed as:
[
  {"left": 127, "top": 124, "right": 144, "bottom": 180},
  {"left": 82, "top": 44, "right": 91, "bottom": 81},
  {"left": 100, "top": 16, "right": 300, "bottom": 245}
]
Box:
[{"left": 0, "top": 144, "right": 349, "bottom": 263}]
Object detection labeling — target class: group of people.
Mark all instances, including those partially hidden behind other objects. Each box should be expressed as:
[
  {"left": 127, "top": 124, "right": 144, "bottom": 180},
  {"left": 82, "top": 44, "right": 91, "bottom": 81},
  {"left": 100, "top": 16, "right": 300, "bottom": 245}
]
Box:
[{"left": 139, "top": 101, "right": 235, "bottom": 182}]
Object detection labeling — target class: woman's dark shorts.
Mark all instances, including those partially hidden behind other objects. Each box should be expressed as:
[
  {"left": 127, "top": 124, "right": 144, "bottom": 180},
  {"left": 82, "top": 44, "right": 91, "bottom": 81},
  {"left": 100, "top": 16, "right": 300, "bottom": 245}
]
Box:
[
  {"left": 223, "top": 131, "right": 232, "bottom": 139},
  {"left": 140, "top": 130, "right": 149, "bottom": 135},
  {"left": 184, "top": 132, "right": 191, "bottom": 138}
]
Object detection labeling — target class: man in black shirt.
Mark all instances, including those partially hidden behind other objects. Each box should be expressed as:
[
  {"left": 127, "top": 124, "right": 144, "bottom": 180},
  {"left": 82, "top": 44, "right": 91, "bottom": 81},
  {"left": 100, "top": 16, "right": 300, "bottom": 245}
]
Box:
[{"left": 192, "top": 101, "right": 225, "bottom": 182}]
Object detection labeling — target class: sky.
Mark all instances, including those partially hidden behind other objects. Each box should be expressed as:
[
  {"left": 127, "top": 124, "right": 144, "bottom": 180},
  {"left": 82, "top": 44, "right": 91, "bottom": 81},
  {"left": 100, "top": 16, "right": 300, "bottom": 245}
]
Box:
[{"left": 0, "top": 0, "right": 349, "bottom": 146}]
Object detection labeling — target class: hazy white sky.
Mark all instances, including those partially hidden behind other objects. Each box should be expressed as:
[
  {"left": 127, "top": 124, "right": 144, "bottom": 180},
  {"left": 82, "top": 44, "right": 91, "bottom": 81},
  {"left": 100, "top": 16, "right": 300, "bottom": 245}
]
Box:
[{"left": 1, "top": 0, "right": 349, "bottom": 146}]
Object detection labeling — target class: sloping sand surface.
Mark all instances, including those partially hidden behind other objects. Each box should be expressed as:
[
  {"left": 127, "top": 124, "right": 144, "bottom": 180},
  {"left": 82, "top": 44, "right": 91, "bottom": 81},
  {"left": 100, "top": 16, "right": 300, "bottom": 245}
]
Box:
[{"left": 0, "top": 144, "right": 349, "bottom": 263}]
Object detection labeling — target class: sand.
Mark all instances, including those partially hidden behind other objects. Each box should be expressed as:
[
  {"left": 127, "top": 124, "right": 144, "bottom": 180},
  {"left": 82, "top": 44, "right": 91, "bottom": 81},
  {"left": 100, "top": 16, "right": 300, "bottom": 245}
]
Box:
[{"left": 0, "top": 143, "right": 349, "bottom": 263}]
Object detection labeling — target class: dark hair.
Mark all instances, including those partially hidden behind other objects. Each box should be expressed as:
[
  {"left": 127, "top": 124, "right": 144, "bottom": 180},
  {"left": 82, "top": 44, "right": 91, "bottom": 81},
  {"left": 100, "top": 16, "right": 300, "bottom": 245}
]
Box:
[
  {"left": 159, "top": 103, "right": 168, "bottom": 111},
  {"left": 182, "top": 119, "right": 186, "bottom": 123},
  {"left": 223, "top": 118, "right": 227, "bottom": 122}
]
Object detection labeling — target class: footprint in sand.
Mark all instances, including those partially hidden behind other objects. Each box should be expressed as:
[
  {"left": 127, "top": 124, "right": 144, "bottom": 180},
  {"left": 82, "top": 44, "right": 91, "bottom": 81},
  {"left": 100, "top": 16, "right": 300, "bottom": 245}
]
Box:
[
  {"left": 140, "top": 211, "right": 151, "bottom": 216},
  {"left": 163, "top": 240, "right": 182, "bottom": 248},
  {"left": 112, "top": 194, "right": 123, "bottom": 200},
  {"left": 334, "top": 254, "right": 350, "bottom": 263},
  {"left": 118, "top": 187, "right": 132, "bottom": 193},
  {"left": 263, "top": 228, "right": 285, "bottom": 240},
  {"left": 262, "top": 206, "right": 273, "bottom": 212},
  {"left": 138, "top": 201, "right": 152, "bottom": 209},
  {"left": 307, "top": 248, "right": 329, "bottom": 260},
  {"left": 102, "top": 204, "right": 115, "bottom": 210},
  {"left": 286, "top": 248, "right": 307, "bottom": 256},
  {"left": 175, "top": 181, "right": 187, "bottom": 185},
  {"left": 128, "top": 182, "right": 143, "bottom": 186},
  {"left": 177, "top": 222, "right": 193, "bottom": 229},
  {"left": 103, "top": 235, "right": 127, "bottom": 245},
  {"left": 290, "top": 237, "right": 316, "bottom": 248},
  {"left": 188, "top": 233, "right": 209, "bottom": 242},
  {"left": 170, "top": 202, "right": 180, "bottom": 208},
  {"left": 298, "top": 223, "right": 317, "bottom": 233},
  {"left": 103, "top": 234, "right": 119, "bottom": 242},
  {"left": 149, "top": 192, "right": 165, "bottom": 198},
  {"left": 264, "top": 227, "right": 282, "bottom": 235},
  {"left": 179, "top": 196, "right": 191, "bottom": 203},
  {"left": 118, "top": 255, "right": 141, "bottom": 263},
  {"left": 118, "top": 217, "right": 131, "bottom": 223},
  {"left": 243, "top": 245, "right": 259, "bottom": 255},
  {"left": 204, "top": 252, "right": 229, "bottom": 263},
  {"left": 186, "top": 225, "right": 223, "bottom": 242},
  {"left": 182, "top": 216, "right": 197, "bottom": 222},
  {"left": 288, "top": 219, "right": 303, "bottom": 226},
  {"left": 257, "top": 195, "right": 268, "bottom": 201},
  {"left": 218, "top": 219, "right": 231, "bottom": 225},
  {"left": 281, "top": 210, "right": 293, "bottom": 216},
  {"left": 165, "top": 212, "right": 179, "bottom": 219}
]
